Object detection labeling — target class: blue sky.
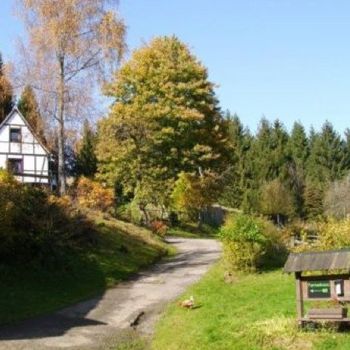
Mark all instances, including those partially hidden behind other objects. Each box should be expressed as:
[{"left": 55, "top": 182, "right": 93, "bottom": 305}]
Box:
[{"left": 1, "top": 0, "right": 350, "bottom": 134}]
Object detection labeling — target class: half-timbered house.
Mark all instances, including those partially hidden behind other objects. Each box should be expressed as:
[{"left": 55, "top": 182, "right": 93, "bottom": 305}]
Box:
[{"left": 0, "top": 107, "right": 51, "bottom": 184}]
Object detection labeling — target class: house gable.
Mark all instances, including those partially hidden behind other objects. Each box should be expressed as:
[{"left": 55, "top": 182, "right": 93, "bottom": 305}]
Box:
[
  {"left": 0, "top": 107, "right": 50, "bottom": 155},
  {"left": 0, "top": 107, "right": 51, "bottom": 184}
]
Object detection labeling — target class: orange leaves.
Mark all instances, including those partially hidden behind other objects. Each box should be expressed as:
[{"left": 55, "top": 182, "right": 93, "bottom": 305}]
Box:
[{"left": 76, "top": 177, "right": 115, "bottom": 212}]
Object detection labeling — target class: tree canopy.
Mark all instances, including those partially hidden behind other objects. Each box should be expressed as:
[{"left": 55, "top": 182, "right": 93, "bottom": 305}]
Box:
[{"left": 97, "top": 36, "right": 231, "bottom": 212}]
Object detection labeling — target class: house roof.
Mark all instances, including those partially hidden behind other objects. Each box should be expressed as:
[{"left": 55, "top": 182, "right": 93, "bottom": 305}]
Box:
[
  {"left": 0, "top": 107, "right": 51, "bottom": 155},
  {"left": 284, "top": 249, "right": 350, "bottom": 273}
]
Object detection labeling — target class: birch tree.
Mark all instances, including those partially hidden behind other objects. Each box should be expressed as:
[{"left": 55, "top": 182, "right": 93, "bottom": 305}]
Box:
[{"left": 16, "top": 0, "right": 126, "bottom": 194}]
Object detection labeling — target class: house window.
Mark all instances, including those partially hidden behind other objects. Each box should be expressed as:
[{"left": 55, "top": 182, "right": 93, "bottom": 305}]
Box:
[
  {"left": 10, "top": 128, "right": 21, "bottom": 143},
  {"left": 7, "top": 159, "right": 23, "bottom": 175}
]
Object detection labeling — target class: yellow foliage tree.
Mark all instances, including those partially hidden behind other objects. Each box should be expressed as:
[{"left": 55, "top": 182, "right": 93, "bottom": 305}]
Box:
[{"left": 16, "top": 0, "right": 126, "bottom": 195}]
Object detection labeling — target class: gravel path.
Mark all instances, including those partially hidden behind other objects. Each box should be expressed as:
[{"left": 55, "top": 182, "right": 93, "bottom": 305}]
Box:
[{"left": 0, "top": 237, "right": 221, "bottom": 349}]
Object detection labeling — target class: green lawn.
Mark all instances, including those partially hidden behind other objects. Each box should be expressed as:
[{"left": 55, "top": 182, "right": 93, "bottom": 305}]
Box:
[
  {"left": 0, "top": 213, "right": 172, "bottom": 325},
  {"left": 151, "top": 264, "right": 350, "bottom": 350}
]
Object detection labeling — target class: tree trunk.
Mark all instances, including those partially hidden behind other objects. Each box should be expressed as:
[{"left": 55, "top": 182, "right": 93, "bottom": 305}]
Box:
[{"left": 58, "top": 55, "right": 66, "bottom": 196}]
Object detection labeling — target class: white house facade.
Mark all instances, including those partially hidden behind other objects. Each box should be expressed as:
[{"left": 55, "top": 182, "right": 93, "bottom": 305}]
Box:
[{"left": 0, "top": 107, "right": 51, "bottom": 184}]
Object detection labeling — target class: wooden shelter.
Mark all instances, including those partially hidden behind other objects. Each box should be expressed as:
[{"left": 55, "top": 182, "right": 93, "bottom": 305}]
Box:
[{"left": 284, "top": 249, "right": 350, "bottom": 326}]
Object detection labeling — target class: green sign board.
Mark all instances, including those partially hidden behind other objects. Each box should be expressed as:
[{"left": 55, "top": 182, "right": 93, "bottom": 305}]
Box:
[{"left": 307, "top": 281, "right": 331, "bottom": 298}]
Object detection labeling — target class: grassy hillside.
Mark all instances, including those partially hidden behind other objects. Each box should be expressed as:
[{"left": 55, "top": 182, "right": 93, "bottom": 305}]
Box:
[
  {"left": 152, "top": 264, "right": 350, "bottom": 350},
  {"left": 0, "top": 212, "right": 172, "bottom": 325}
]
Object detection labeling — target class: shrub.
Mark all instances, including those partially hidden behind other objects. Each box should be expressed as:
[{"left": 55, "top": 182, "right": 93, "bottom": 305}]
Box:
[
  {"left": 318, "top": 219, "right": 350, "bottom": 250},
  {"left": 220, "top": 214, "right": 286, "bottom": 273},
  {"left": 291, "top": 219, "right": 350, "bottom": 253},
  {"left": 0, "top": 170, "right": 94, "bottom": 264},
  {"left": 150, "top": 220, "right": 168, "bottom": 237},
  {"left": 220, "top": 214, "right": 267, "bottom": 272},
  {"left": 76, "top": 177, "right": 115, "bottom": 212}
]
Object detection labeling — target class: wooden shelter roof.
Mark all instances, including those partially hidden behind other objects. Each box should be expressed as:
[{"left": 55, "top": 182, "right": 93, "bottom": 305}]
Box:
[{"left": 284, "top": 249, "right": 350, "bottom": 273}]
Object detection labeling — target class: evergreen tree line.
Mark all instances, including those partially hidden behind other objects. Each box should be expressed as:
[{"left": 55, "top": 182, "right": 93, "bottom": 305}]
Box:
[{"left": 221, "top": 114, "right": 350, "bottom": 221}]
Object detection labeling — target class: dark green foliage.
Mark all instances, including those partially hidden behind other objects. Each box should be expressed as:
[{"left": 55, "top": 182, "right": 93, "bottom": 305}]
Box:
[
  {"left": 221, "top": 114, "right": 350, "bottom": 221},
  {"left": 252, "top": 119, "right": 289, "bottom": 183},
  {"left": 0, "top": 53, "right": 13, "bottom": 123},
  {"left": 17, "top": 85, "right": 45, "bottom": 142},
  {"left": 306, "top": 121, "right": 347, "bottom": 186},
  {"left": 76, "top": 120, "right": 98, "bottom": 178},
  {"left": 286, "top": 122, "right": 309, "bottom": 217},
  {"left": 304, "top": 180, "right": 324, "bottom": 219},
  {"left": 220, "top": 113, "right": 252, "bottom": 208}
]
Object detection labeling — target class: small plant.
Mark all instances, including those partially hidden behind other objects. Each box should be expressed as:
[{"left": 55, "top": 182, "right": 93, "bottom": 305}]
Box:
[{"left": 150, "top": 220, "right": 168, "bottom": 237}]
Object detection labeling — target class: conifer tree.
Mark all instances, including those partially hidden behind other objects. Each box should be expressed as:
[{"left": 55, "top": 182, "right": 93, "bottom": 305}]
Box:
[
  {"left": 18, "top": 85, "right": 45, "bottom": 141},
  {"left": 307, "top": 121, "right": 346, "bottom": 186},
  {"left": 76, "top": 120, "right": 97, "bottom": 178},
  {"left": 287, "top": 122, "right": 309, "bottom": 217},
  {"left": 289, "top": 122, "right": 309, "bottom": 168},
  {"left": 220, "top": 113, "right": 252, "bottom": 208},
  {"left": 251, "top": 119, "right": 289, "bottom": 184},
  {"left": 344, "top": 128, "right": 350, "bottom": 169},
  {"left": 0, "top": 53, "right": 13, "bottom": 123}
]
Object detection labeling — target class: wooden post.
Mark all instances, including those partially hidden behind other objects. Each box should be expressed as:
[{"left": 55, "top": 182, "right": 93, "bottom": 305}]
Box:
[{"left": 295, "top": 272, "right": 304, "bottom": 327}]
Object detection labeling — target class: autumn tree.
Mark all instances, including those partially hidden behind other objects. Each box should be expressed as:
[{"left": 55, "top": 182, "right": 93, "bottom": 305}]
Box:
[
  {"left": 97, "top": 36, "right": 231, "bottom": 213},
  {"left": 324, "top": 175, "right": 350, "bottom": 219},
  {"left": 171, "top": 171, "right": 222, "bottom": 223},
  {"left": 0, "top": 53, "right": 13, "bottom": 123},
  {"left": 18, "top": 85, "right": 45, "bottom": 141},
  {"left": 16, "top": 0, "right": 126, "bottom": 195},
  {"left": 75, "top": 120, "right": 97, "bottom": 178},
  {"left": 260, "top": 179, "right": 294, "bottom": 225}
]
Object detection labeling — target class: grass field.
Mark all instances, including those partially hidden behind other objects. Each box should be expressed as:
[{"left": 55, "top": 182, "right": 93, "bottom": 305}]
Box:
[
  {"left": 0, "top": 213, "right": 172, "bottom": 325},
  {"left": 151, "top": 264, "right": 350, "bottom": 350}
]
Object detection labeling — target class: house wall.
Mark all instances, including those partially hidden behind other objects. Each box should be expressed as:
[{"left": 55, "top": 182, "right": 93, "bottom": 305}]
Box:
[{"left": 0, "top": 110, "right": 50, "bottom": 184}]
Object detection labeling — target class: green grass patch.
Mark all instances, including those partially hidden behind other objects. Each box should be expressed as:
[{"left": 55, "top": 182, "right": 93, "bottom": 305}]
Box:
[
  {"left": 0, "top": 213, "right": 171, "bottom": 325},
  {"left": 152, "top": 264, "right": 350, "bottom": 350},
  {"left": 167, "top": 223, "right": 218, "bottom": 239}
]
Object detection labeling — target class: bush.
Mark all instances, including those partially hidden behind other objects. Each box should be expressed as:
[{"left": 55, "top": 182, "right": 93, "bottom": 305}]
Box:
[
  {"left": 76, "top": 177, "right": 115, "bottom": 212},
  {"left": 220, "top": 214, "right": 286, "bottom": 273},
  {"left": 291, "top": 219, "right": 350, "bottom": 253},
  {"left": 318, "top": 219, "right": 350, "bottom": 250},
  {"left": 150, "top": 220, "right": 168, "bottom": 237},
  {"left": 0, "top": 170, "right": 94, "bottom": 264}
]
